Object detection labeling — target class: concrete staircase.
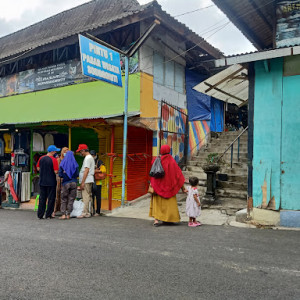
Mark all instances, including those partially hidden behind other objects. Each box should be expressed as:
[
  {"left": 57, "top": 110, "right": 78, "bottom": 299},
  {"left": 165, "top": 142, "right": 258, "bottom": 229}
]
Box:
[{"left": 182, "top": 131, "right": 248, "bottom": 213}]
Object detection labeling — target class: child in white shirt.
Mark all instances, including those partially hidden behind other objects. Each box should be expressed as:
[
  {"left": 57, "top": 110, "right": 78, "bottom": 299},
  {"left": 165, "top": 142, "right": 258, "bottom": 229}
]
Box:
[{"left": 186, "top": 177, "right": 202, "bottom": 227}]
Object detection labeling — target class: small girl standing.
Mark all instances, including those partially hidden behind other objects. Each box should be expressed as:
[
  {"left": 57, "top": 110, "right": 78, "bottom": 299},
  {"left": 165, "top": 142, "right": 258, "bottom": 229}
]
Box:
[{"left": 186, "top": 177, "right": 201, "bottom": 227}]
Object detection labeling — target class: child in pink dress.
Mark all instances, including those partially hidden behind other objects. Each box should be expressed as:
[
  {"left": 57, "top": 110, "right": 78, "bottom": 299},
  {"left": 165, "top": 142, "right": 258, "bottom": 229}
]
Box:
[{"left": 186, "top": 177, "right": 201, "bottom": 227}]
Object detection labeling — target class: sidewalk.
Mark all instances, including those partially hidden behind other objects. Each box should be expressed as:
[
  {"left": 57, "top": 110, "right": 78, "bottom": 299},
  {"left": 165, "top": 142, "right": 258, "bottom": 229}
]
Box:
[{"left": 106, "top": 194, "right": 257, "bottom": 229}]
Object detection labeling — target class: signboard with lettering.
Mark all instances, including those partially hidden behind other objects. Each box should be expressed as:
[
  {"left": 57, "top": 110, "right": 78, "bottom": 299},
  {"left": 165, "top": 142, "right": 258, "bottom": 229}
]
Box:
[
  {"left": 78, "top": 34, "right": 122, "bottom": 87},
  {"left": 276, "top": 0, "right": 300, "bottom": 48},
  {"left": 0, "top": 60, "right": 92, "bottom": 98}
]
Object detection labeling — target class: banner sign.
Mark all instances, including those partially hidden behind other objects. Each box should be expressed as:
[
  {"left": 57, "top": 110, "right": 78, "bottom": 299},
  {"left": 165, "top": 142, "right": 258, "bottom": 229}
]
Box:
[
  {"left": 0, "top": 60, "right": 92, "bottom": 98},
  {"left": 78, "top": 34, "right": 122, "bottom": 87},
  {"left": 276, "top": 0, "right": 300, "bottom": 47}
]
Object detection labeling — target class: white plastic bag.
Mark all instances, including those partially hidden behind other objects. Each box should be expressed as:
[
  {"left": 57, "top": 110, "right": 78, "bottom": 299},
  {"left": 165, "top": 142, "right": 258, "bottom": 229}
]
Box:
[{"left": 70, "top": 199, "right": 84, "bottom": 218}]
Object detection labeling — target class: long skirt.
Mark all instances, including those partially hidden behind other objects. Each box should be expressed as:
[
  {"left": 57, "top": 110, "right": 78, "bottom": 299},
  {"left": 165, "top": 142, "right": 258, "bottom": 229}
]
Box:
[
  {"left": 149, "top": 194, "right": 180, "bottom": 223},
  {"left": 54, "top": 179, "right": 62, "bottom": 213}
]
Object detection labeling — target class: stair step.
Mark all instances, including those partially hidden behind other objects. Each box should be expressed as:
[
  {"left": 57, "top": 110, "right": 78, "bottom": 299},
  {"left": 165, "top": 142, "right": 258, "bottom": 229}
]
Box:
[
  {"left": 216, "top": 188, "right": 248, "bottom": 200},
  {"left": 217, "top": 180, "right": 248, "bottom": 190},
  {"left": 190, "top": 157, "right": 248, "bottom": 165},
  {"left": 206, "top": 145, "right": 248, "bottom": 151},
  {"left": 183, "top": 171, "right": 206, "bottom": 180},
  {"left": 194, "top": 153, "right": 248, "bottom": 160},
  {"left": 227, "top": 174, "right": 248, "bottom": 183},
  {"left": 219, "top": 131, "right": 248, "bottom": 136}
]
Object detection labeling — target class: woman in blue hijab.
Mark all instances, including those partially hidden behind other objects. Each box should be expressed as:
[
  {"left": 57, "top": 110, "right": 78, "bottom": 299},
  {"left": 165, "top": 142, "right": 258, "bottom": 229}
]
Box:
[{"left": 58, "top": 151, "right": 79, "bottom": 219}]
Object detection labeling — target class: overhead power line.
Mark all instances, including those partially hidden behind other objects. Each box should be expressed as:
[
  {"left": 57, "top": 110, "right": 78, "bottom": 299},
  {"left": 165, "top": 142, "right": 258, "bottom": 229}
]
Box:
[{"left": 173, "top": 5, "right": 215, "bottom": 18}]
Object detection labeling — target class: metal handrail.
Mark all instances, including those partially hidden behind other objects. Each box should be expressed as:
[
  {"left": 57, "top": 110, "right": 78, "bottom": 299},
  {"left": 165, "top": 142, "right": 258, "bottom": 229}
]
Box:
[{"left": 217, "top": 126, "right": 248, "bottom": 167}]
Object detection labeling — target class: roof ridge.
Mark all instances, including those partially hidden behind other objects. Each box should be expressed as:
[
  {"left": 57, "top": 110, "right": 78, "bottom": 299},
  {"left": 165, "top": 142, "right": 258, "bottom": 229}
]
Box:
[{"left": 0, "top": 0, "right": 140, "bottom": 41}]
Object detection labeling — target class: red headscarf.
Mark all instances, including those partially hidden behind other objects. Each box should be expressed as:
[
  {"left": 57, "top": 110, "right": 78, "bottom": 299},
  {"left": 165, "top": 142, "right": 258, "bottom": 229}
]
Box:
[{"left": 150, "top": 145, "right": 185, "bottom": 198}]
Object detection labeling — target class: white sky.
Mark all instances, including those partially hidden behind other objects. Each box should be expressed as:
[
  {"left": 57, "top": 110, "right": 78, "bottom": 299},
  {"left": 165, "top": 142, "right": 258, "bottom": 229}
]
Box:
[{"left": 0, "top": 0, "right": 256, "bottom": 55}]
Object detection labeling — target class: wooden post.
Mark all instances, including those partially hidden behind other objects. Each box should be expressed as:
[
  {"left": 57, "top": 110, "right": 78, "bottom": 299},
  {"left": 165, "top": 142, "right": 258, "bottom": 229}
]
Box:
[
  {"left": 108, "top": 126, "right": 115, "bottom": 211},
  {"left": 68, "top": 127, "right": 72, "bottom": 150}
]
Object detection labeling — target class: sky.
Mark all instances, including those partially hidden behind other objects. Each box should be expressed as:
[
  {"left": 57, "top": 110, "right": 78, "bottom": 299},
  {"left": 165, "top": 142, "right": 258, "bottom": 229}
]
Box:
[{"left": 0, "top": 0, "right": 256, "bottom": 56}]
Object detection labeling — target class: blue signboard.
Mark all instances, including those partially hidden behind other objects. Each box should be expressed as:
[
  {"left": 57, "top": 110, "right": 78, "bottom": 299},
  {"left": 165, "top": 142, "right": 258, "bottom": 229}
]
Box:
[{"left": 78, "top": 34, "right": 122, "bottom": 87}]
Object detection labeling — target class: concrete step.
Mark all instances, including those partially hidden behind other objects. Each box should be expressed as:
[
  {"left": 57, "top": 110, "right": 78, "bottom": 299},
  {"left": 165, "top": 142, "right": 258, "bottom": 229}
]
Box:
[
  {"left": 193, "top": 152, "right": 248, "bottom": 160},
  {"left": 187, "top": 166, "right": 248, "bottom": 176},
  {"left": 207, "top": 143, "right": 248, "bottom": 150},
  {"left": 216, "top": 136, "right": 248, "bottom": 144},
  {"left": 204, "top": 148, "right": 248, "bottom": 155},
  {"left": 182, "top": 171, "right": 207, "bottom": 180},
  {"left": 216, "top": 188, "right": 248, "bottom": 200},
  {"left": 215, "top": 135, "right": 248, "bottom": 141},
  {"left": 210, "top": 136, "right": 248, "bottom": 142},
  {"left": 190, "top": 157, "right": 248, "bottom": 165},
  {"left": 217, "top": 180, "right": 248, "bottom": 190},
  {"left": 219, "top": 131, "right": 248, "bottom": 136},
  {"left": 226, "top": 174, "right": 248, "bottom": 183},
  {"left": 220, "top": 163, "right": 248, "bottom": 172},
  {"left": 187, "top": 166, "right": 206, "bottom": 173}
]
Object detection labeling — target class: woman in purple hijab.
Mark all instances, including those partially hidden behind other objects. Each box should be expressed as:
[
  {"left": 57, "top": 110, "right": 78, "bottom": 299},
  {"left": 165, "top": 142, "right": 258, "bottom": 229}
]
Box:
[{"left": 58, "top": 151, "right": 79, "bottom": 219}]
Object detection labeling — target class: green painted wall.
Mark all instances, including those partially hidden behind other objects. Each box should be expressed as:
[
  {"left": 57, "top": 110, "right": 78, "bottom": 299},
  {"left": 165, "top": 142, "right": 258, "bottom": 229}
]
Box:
[{"left": 0, "top": 73, "right": 140, "bottom": 125}]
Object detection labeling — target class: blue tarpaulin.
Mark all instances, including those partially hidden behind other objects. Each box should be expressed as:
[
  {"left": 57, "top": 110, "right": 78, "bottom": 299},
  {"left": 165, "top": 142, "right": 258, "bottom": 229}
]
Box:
[
  {"left": 210, "top": 98, "right": 224, "bottom": 132},
  {"left": 187, "top": 69, "right": 224, "bottom": 132},
  {"left": 186, "top": 69, "right": 211, "bottom": 121}
]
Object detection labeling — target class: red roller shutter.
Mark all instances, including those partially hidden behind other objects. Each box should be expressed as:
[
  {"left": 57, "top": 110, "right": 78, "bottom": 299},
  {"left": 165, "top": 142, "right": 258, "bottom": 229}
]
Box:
[{"left": 127, "top": 127, "right": 152, "bottom": 200}]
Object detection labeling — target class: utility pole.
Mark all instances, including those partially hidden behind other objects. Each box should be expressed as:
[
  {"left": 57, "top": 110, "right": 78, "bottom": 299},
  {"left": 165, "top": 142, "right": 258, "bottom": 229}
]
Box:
[{"left": 85, "top": 20, "right": 160, "bottom": 207}]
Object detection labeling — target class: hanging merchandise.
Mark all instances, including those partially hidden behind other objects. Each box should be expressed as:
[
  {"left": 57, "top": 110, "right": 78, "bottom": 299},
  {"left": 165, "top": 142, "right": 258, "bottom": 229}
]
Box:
[
  {"left": 14, "top": 149, "right": 28, "bottom": 168},
  {"left": 3, "top": 133, "right": 12, "bottom": 153},
  {"left": 7, "top": 172, "right": 18, "bottom": 202},
  {"left": 33, "top": 133, "right": 44, "bottom": 152},
  {"left": 10, "top": 132, "right": 15, "bottom": 152},
  {"left": 0, "top": 138, "right": 4, "bottom": 156},
  {"left": 44, "top": 133, "right": 54, "bottom": 149},
  {"left": 21, "top": 172, "right": 30, "bottom": 202},
  {"left": 11, "top": 152, "right": 15, "bottom": 166}
]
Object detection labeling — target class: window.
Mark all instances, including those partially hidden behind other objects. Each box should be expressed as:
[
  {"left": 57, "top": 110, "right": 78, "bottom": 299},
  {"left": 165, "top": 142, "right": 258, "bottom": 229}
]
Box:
[{"left": 153, "top": 52, "right": 185, "bottom": 93}]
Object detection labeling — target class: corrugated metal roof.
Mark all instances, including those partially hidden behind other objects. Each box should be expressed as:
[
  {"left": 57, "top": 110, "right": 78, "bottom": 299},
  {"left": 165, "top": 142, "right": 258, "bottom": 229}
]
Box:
[
  {"left": 215, "top": 45, "right": 300, "bottom": 67},
  {"left": 212, "top": 0, "right": 275, "bottom": 50},
  {"left": 193, "top": 64, "right": 248, "bottom": 107}
]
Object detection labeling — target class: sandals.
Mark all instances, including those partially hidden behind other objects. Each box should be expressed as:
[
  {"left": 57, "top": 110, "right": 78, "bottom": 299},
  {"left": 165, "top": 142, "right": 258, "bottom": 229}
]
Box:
[
  {"left": 59, "top": 215, "right": 66, "bottom": 220},
  {"left": 153, "top": 221, "right": 161, "bottom": 227}
]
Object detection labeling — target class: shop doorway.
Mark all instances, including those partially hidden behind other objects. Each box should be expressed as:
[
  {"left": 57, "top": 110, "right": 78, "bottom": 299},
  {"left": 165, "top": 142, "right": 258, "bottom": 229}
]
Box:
[{"left": 225, "top": 103, "right": 248, "bottom": 132}]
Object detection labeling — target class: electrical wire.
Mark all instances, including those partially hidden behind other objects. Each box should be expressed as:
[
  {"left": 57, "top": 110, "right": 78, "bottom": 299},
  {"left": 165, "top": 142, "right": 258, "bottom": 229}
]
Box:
[
  {"left": 128, "top": 0, "right": 275, "bottom": 88},
  {"left": 173, "top": 4, "right": 215, "bottom": 18},
  {"left": 1, "top": 0, "right": 274, "bottom": 92}
]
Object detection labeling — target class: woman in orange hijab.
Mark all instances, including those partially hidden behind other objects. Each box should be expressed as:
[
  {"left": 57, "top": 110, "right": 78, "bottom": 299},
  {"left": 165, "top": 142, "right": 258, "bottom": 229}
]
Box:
[
  {"left": 52, "top": 147, "right": 69, "bottom": 217},
  {"left": 149, "top": 145, "right": 187, "bottom": 226}
]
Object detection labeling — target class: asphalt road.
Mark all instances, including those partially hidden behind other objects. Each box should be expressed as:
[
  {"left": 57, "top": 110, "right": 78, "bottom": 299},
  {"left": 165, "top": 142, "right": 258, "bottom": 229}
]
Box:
[{"left": 0, "top": 210, "right": 299, "bottom": 300}]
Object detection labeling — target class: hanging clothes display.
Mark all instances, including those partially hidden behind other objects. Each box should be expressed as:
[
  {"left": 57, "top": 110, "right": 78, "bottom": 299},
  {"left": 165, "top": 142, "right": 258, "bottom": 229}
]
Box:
[
  {"left": 3, "top": 133, "right": 12, "bottom": 153},
  {"left": 21, "top": 172, "right": 31, "bottom": 202},
  {"left": 0, "top": 138, "right": 4, "bottom": 156},
  {"left": 44, "top": 133, "right": 54, "bottom": 149},
  {"left": 33, "top": 133, "right": 44, "bottom": 152}
]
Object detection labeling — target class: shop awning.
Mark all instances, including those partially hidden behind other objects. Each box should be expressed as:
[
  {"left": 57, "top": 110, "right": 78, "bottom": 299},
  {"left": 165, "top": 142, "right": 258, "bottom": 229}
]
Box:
[
  {"left": 0, "top": 74, "right": 140, "bottom": 125},
  {"left": 193, "top": 64, "right": 248, "bottom": 107}
]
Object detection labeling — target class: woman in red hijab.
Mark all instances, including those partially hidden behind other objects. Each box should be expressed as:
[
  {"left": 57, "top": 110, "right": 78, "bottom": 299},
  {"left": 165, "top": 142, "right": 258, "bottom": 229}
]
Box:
[{"left": 149, "top": 145, "right": 187, "bottom": 226}]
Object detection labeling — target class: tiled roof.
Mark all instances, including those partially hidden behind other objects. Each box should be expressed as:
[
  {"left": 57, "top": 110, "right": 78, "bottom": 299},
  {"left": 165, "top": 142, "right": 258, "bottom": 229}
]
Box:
[
  {"left": 0, "top": 0, "right": 223, "bottom": 62},
  {"left": 0, "top": 0, "right": 142, "bottom": 60}
]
